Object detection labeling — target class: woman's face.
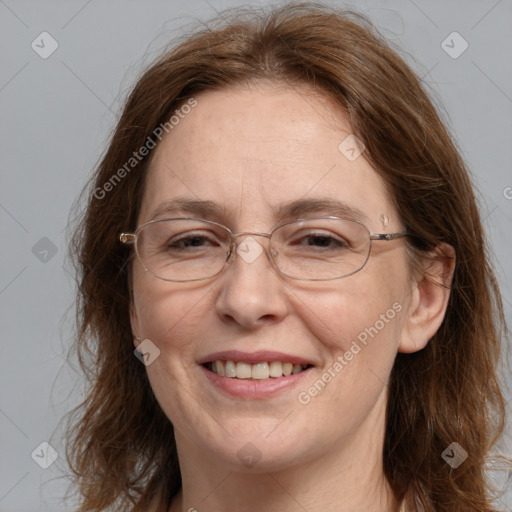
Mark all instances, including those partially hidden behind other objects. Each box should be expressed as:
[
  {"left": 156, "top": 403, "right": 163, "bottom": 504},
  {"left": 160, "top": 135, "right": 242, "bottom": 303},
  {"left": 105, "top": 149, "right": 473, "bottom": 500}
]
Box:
[{"left": 130, "top": 82, "right": 414, "bottom": 472}]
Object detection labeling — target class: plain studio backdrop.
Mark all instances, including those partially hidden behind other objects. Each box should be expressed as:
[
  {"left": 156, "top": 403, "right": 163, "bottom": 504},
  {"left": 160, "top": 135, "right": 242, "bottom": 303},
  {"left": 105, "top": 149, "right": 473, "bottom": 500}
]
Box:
[{"left": 0, "top": 1, "right": 511, "bottom": 510}]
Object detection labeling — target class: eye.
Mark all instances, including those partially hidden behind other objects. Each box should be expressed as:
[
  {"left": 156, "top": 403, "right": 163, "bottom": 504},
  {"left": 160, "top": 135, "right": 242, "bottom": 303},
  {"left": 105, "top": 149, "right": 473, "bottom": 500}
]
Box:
[
  {"left": 304, "top": 234, "right": 343, "bottom": 248},
  {"left": 289, "top": 231, "right": 350, "bottom": 250},
  {"left": 166, "top": 232, "right": 221, "bottom": 251}
]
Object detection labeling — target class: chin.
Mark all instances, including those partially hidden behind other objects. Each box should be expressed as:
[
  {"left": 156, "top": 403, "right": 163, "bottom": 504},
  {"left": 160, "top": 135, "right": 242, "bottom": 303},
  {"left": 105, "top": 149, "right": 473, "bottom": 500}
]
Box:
[{"left": 193, "top": 420, "right": 318, "bottom": 472}]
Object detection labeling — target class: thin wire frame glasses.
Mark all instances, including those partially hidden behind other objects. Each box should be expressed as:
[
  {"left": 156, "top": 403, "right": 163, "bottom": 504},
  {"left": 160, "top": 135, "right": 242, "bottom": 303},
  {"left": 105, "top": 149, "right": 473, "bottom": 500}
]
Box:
[{"left": 119, "top": 216, "right": 409, "bottom": 282}]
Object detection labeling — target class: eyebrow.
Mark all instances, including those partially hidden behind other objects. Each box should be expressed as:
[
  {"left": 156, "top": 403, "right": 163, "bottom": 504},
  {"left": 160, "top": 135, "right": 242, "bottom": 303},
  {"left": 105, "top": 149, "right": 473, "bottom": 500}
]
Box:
[
  {"left": 148, "top": 198, "right": 226, "bottom": 222},
  {"left": 276, "top": 198, "right": 369, "bottom": 223},
  {"left": 147, "top": 197, "right": 369, "bottom": 224}
]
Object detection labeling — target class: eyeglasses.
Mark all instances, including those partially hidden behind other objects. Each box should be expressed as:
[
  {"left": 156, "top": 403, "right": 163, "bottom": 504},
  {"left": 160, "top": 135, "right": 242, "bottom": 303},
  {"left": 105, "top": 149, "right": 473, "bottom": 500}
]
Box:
[{"left": 119, "top": 216, "right": 409, "bottom": 282}]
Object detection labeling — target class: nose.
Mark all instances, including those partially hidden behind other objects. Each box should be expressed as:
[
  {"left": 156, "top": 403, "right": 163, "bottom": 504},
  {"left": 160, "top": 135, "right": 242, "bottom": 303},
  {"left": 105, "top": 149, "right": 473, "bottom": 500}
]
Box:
[{"left": 214, "top": 234, "right": 289, "bottom": 329}]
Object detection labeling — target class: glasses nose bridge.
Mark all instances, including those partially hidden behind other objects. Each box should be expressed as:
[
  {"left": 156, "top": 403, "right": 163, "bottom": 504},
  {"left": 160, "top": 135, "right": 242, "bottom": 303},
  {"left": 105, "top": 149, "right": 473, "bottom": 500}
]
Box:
[
  {"left": 231, "top": 230, "right": 271, "bottom": 242},
  {"left": 228, "top": 230, "right": 274, "bottom": 261}
]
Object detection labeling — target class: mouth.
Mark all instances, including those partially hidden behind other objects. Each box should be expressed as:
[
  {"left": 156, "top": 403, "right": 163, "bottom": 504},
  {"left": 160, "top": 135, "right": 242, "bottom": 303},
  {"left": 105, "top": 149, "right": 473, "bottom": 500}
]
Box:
[
  {"left": 203, "top": 360, "right": 313, "bottom": 380},
  {"left": 198, "top": 350, "right": 316, "bottom": 399}
]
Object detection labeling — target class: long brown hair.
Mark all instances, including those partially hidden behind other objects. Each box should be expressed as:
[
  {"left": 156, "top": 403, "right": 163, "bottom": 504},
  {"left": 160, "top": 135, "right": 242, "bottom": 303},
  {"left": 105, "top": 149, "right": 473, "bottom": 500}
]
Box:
[{"left": 66, "top": 3, "right": 508, "bottom": 511}]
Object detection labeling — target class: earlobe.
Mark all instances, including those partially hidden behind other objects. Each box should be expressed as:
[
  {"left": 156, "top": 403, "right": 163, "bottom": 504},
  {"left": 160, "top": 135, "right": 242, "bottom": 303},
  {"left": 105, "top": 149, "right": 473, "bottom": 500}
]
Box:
[{"left": 398, "top": 243, "right": 456, "bottom": 354}]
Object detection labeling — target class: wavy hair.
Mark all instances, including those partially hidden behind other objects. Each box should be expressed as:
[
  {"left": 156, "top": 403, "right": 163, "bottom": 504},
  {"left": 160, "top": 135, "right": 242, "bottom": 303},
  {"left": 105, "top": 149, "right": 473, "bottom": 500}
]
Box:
[{"left": 66, "top": 3, "right": 508, "bottom": 511}]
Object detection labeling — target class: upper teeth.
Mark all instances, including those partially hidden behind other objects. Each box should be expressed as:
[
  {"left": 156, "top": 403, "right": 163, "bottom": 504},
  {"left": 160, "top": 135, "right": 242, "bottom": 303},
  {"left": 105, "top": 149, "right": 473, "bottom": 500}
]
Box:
[{"left": 210, "top": 361, "right": 308, "bottom": 379}]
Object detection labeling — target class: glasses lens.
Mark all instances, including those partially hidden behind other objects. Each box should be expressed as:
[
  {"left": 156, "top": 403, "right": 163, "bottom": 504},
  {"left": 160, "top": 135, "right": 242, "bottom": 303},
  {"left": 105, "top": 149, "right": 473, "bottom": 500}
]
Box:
[
  {"left": 136, "top": 219, "right": 230, "bottom": 281},
  {"left": 271, "top": 218, "right": 370, "bottom": 280},
  {"left": 134, "top": 217, "right": 371, "bottom": 282}
]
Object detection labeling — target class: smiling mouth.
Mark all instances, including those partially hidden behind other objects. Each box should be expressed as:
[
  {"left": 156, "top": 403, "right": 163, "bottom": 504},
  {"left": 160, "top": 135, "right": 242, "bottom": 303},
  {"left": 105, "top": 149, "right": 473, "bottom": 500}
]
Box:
[{"left": 204, "top": 360, "right": 313, "bottom": 380}]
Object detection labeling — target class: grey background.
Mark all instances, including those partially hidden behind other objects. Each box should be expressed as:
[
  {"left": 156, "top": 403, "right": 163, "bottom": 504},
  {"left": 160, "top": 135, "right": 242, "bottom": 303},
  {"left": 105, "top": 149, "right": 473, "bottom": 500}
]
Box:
[{"left": 1, "top": 0, "right": 511, "bottom": 510}]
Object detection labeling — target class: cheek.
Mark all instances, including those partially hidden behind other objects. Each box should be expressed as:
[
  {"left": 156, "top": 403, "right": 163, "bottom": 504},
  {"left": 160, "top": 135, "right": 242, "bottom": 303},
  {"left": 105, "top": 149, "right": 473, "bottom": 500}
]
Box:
[
  {"left": 291, "top": 274, "right": 406, "bottom": 353},
  {"left": 292, "top": 290, "right": 405, "bottom": 425},
  {"left": 131, "top": 276, "right": 218, "bottom": 429},
  {"left": 291, "top": 273, "right": 408, "bottom": 400},
  {"left": 131, "top": 272, "right": 214, "bottom": 354}
]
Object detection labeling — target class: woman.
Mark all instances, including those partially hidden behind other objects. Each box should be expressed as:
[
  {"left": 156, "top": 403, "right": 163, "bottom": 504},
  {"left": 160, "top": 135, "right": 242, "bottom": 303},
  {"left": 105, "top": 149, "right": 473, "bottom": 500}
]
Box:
[{"left": 66, "top": 4, "right": 509, "bottom": 511}]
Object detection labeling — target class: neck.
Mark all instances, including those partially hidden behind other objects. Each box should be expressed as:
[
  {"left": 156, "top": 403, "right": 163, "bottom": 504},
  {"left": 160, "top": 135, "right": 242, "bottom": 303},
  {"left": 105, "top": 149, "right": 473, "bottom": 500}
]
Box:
[{"left": 169, "top": 395, "right": 399, "bottom": 512}]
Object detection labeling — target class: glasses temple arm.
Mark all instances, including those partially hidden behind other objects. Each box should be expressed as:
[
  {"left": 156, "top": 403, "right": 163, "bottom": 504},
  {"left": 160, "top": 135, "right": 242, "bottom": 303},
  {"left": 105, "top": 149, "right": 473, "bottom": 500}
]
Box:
[
  {"left": 369, "top": 232, "right": 410, "bottom": 241},
  {"left": 120, "top": 233, "right": 136, "bottom": 244}
]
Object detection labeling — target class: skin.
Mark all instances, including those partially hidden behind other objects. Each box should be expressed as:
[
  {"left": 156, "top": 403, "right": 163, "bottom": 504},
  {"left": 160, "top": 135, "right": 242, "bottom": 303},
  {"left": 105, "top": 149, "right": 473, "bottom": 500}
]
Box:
[{"left": 130, "top": 82, "right": 454, "bottom": 512}]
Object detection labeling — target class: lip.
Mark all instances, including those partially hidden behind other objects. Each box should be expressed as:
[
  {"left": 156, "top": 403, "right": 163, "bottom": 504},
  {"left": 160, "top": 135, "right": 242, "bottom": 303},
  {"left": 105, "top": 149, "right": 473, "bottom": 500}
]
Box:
[
  {"left": 197, "top": 350, "right": 315, "bottom": 366},
  {"left": 200, "top": 364, "right": 314, "bottom": 399}
]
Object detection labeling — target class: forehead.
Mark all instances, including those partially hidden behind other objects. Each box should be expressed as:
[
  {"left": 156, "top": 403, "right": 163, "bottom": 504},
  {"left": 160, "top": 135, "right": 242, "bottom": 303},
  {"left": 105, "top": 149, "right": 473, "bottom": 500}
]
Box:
[{"left": 140, "top": 82, "right": 396, "bottom": 229}]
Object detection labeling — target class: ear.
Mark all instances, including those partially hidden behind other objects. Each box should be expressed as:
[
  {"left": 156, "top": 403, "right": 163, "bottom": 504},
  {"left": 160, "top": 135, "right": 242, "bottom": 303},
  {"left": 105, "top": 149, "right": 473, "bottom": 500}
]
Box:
[{"left": 398, "top": 243, "right": 456, "bottom": 353}]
